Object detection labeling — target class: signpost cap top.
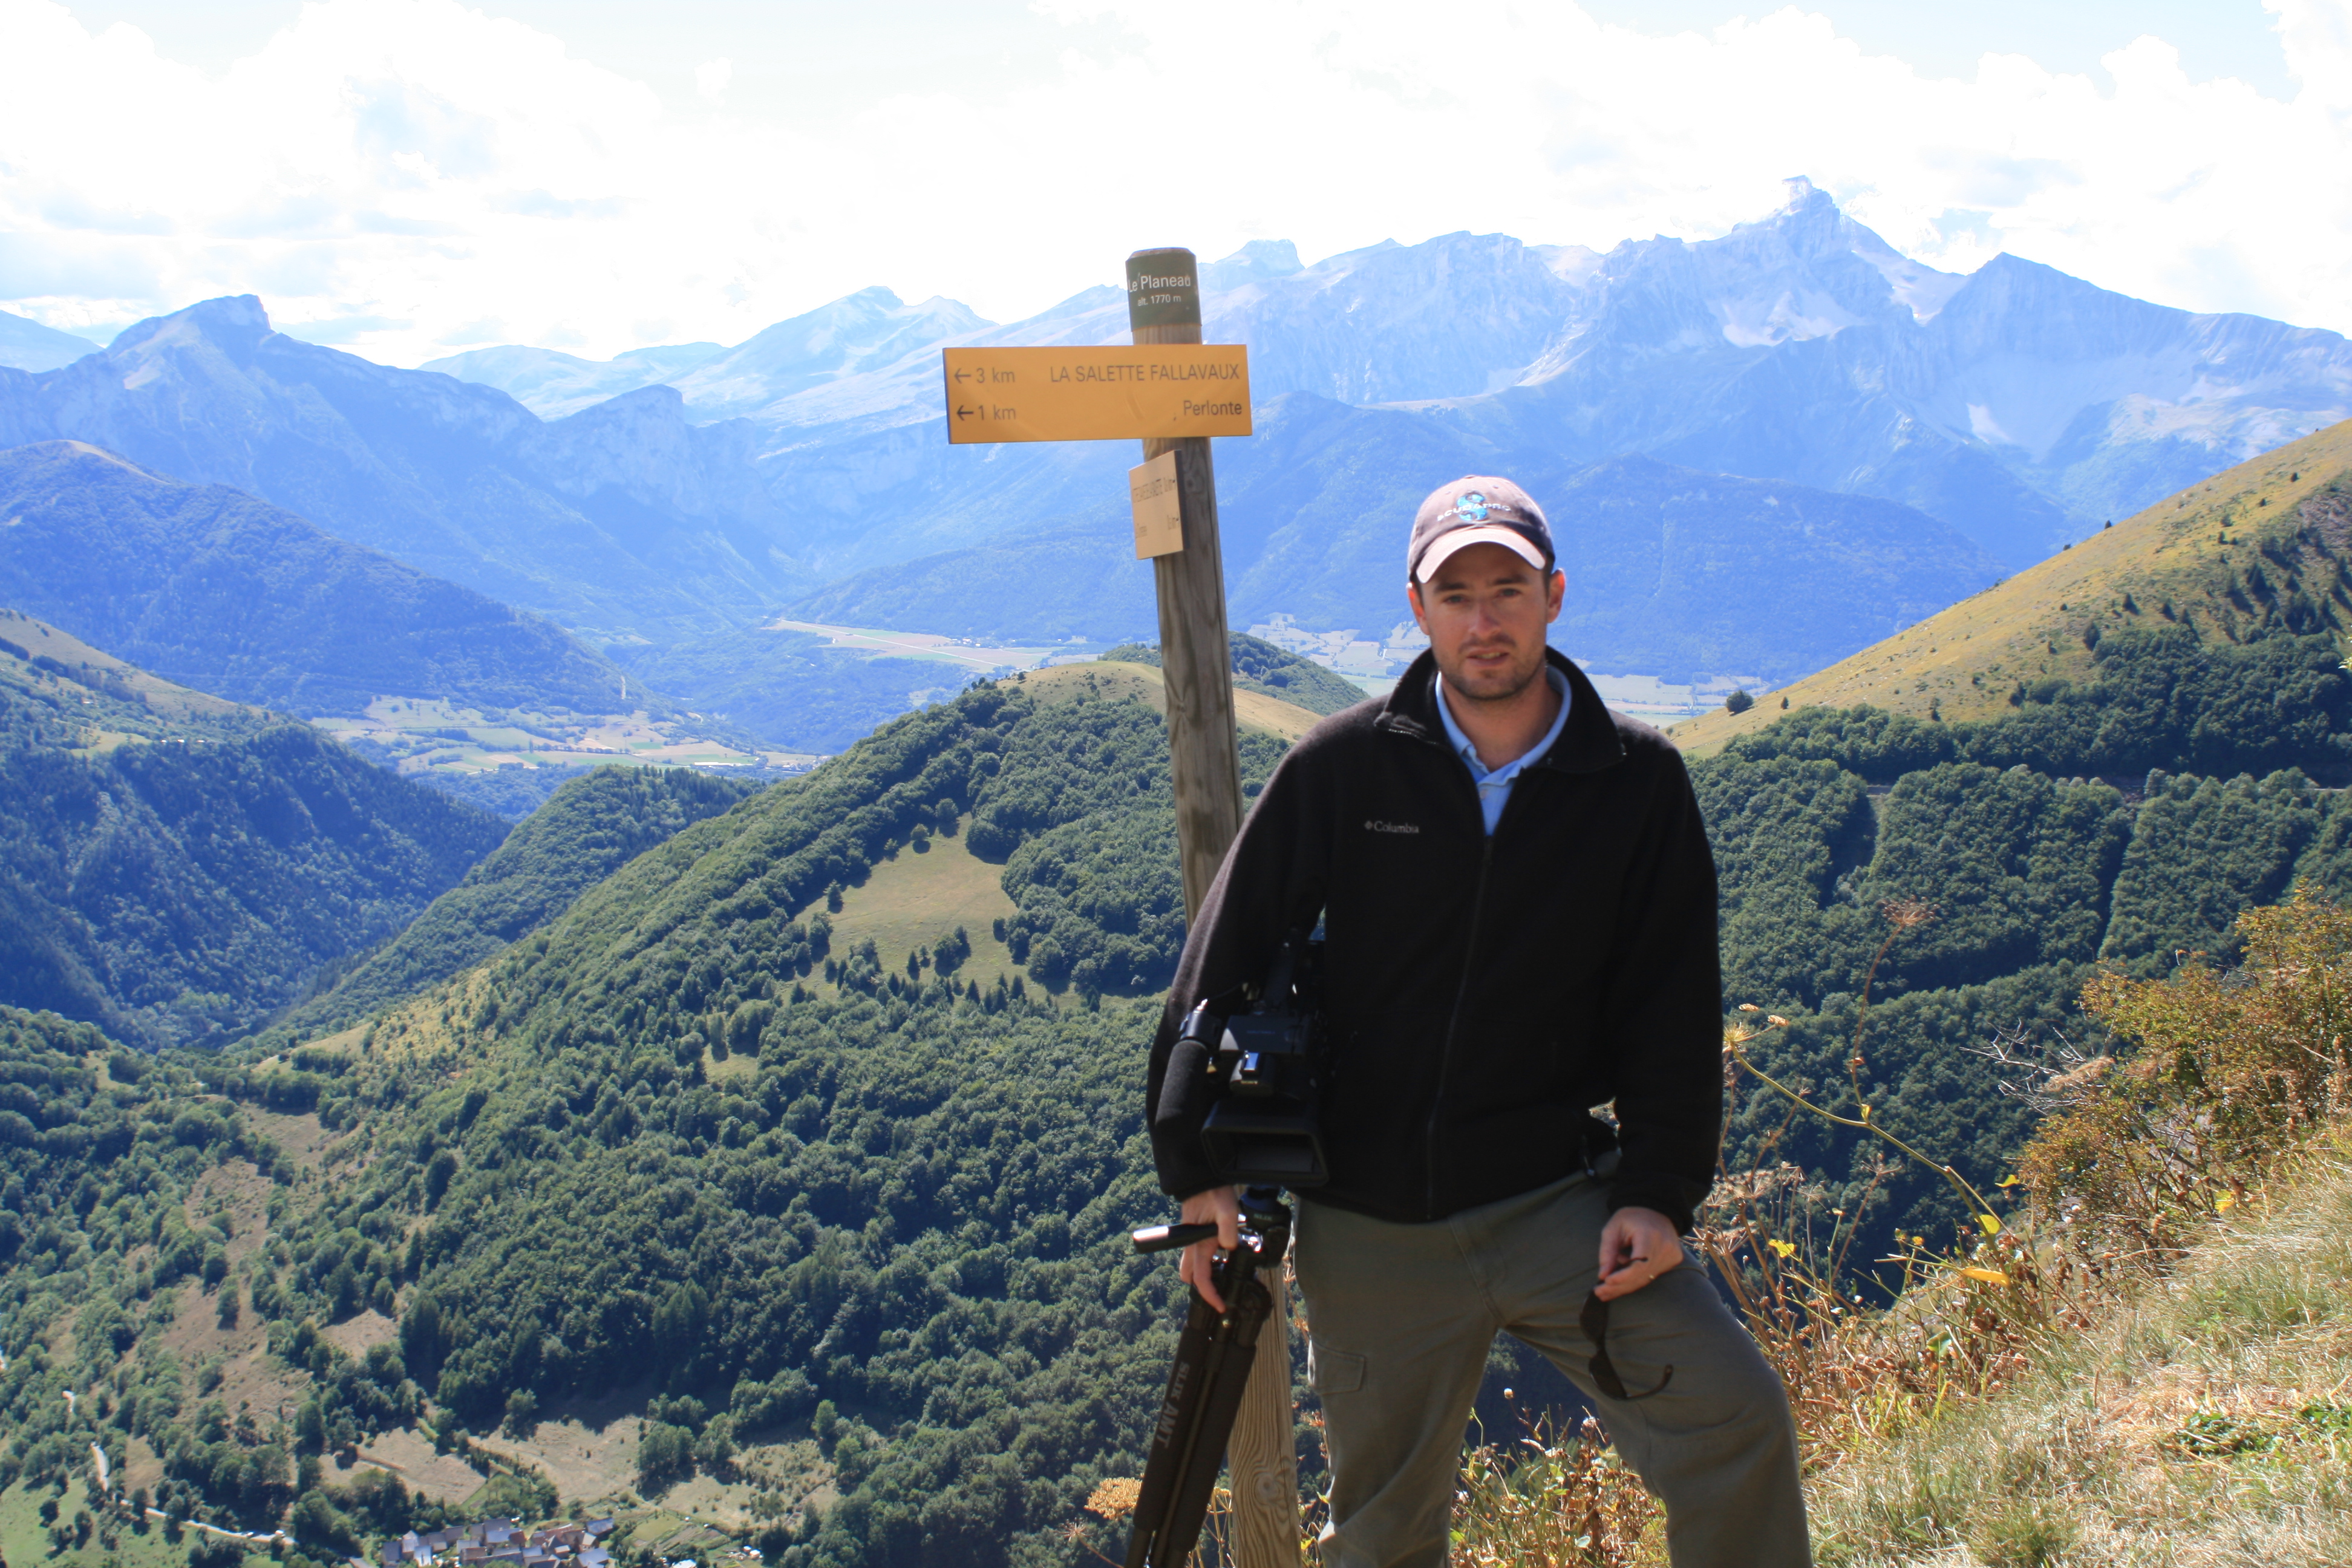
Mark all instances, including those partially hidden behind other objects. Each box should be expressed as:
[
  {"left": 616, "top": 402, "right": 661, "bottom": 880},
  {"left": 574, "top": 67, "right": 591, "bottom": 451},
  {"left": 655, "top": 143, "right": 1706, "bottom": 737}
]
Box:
[{"left": 1127, "top": 247, "right": 1201, "bottom": 332}]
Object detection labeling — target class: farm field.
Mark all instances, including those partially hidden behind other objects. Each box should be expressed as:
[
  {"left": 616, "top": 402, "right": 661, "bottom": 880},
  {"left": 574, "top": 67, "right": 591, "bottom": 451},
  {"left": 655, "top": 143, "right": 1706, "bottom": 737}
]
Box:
[
  {"left": 765, "top": 618, "right": 1096, "bottom": 673},
  {"left": 310, "top": 696, "right": 815, "bottom": 794},
  {"left": 0, "top": 1476, "right": 235, "bottom": 1568}
]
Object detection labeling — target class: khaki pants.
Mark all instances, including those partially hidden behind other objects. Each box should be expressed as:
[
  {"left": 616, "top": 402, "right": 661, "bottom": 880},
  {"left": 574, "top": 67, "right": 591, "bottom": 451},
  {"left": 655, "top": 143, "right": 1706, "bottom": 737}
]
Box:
[{"left": 1294, "top": 1164, "right": 1811, "bottom": 1568}]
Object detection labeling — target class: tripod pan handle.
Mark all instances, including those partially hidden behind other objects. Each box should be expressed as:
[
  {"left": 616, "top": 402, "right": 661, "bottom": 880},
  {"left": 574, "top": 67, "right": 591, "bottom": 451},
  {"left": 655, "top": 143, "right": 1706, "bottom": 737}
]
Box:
[{"left": 1132, "top": 1221, "right": 1221, "bottom": 1255}]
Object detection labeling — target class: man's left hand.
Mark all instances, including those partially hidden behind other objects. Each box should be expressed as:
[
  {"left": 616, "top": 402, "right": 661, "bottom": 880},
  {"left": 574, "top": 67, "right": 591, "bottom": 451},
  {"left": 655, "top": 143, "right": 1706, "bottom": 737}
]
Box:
[{"left": 1595, "top": 1205, "right": 1682, "bottom": 1301}]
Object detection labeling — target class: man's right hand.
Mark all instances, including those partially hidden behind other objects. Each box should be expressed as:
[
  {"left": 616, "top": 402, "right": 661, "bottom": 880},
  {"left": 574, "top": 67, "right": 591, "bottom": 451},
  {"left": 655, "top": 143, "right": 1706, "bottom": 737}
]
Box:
[{"left": 1177, "top": 1185, "right": 1243, "bottom": 1313}]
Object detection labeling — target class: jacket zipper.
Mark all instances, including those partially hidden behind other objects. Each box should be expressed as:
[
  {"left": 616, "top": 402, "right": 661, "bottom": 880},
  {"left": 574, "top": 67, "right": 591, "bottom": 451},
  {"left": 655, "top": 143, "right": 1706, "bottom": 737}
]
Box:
[{"left": 1426, "top": 826, "right": 1495, "bottom": 1218}]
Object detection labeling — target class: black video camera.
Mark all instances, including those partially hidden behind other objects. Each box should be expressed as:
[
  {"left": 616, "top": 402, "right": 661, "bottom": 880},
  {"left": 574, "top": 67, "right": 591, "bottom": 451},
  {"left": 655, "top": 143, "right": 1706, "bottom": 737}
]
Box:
[{"left": 1181, "top": 935, "right": 1327, "bottom": 1187}]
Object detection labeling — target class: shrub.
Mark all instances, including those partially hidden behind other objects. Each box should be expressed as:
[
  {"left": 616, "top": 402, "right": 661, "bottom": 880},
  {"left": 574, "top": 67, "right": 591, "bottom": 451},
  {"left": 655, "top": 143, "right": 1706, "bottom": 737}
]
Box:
[
  {"left": 636, "top": 1422, "right": 692, "bottom": 1493},
  {"left": 2020, "top": 885, "right": 2352, "bottom": 1251}
]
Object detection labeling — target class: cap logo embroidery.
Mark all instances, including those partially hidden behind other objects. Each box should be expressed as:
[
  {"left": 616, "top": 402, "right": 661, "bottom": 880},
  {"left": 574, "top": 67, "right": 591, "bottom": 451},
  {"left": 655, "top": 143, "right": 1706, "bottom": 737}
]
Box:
[{"left": 1452, "top": 492, "right": 1491, "bottom": 523}]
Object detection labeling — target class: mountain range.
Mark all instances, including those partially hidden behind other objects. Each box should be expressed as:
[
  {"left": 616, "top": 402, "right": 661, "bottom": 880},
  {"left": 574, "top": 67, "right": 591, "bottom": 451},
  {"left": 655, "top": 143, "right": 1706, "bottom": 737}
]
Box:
[
  {"left": 0, "top": 440, "right": 644, "bottom": 718},
  {"left": 0, "top": 298, "right": 803, "bottom": 639},
  {"left": 417, "top": 341, "right": 727, "bottom": 420},
  {"left": 10, "top": 181, "right": 2347, "bottom": 699},
  {"left": 0, "top": 307, "right": 100, "bottom": 373},
  {"left": 795, "top": 449, "right": 2008, "bottom": 682},
  {"left": 445, "top": 178, "right": 2352, "bottom": 585}
]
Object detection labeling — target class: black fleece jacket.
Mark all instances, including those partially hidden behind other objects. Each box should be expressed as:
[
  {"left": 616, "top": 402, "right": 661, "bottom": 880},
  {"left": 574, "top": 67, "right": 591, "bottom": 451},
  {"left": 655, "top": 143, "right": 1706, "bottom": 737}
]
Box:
[{"left": 1145, "top": 648, "right": 1723, "bottom": 1232}]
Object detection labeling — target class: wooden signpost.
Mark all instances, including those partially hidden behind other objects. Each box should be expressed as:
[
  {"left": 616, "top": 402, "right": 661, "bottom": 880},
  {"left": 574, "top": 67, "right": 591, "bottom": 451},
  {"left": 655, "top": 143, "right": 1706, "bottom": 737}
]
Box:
[{"left": 941, "top": 250, "right": 1301, "bottom": 1567}]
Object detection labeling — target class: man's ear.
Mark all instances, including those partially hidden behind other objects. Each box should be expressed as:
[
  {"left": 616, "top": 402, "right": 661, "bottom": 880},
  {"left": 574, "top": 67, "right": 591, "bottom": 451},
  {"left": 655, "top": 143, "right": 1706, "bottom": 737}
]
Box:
[
  {"left": 1406, "top": 580, "right": 1430, "bottom": 635},
  {"left": 1544, "top": 569, "right": 1565, "bottom": 624}
]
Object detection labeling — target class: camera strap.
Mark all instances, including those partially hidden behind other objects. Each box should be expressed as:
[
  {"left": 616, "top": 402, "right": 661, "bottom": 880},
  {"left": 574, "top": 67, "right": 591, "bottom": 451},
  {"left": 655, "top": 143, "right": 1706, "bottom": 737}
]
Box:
[{"left": 1578, "top": 1290, "right": 1674, "bottom": 1403}]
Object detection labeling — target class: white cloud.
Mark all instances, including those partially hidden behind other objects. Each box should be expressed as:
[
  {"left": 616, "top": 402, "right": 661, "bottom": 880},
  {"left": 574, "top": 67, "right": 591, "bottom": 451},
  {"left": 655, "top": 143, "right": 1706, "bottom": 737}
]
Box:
[{"left": 0, "top": 0, "right": 2347, "bottom": 365}]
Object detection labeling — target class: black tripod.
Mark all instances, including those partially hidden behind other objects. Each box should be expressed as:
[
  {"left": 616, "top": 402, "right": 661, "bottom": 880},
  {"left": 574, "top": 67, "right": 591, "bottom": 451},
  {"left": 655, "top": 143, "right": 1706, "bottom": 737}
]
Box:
[{"left": 1122, "top": 1187, "right": 1292, "bottom": 1568}]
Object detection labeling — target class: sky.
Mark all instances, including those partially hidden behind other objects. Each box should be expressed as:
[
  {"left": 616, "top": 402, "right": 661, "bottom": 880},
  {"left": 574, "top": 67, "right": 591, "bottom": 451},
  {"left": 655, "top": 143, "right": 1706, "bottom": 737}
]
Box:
[{"left": 2, "top": 0, "right": 2347, "bottom": 366}]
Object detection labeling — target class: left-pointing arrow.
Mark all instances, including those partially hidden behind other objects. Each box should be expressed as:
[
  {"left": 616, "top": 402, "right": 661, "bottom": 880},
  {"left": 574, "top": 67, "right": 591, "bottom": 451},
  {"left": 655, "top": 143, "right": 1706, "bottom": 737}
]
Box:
[{"left": 955, "top": 405, "right": 978, "bottom": 420}]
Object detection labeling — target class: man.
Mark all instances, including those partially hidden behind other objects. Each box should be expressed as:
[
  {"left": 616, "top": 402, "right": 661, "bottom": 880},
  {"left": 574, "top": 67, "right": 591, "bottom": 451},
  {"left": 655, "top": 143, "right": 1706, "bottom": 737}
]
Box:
[{"left": 1143, "top": 477, "right": 1809, "bottom": 1567}]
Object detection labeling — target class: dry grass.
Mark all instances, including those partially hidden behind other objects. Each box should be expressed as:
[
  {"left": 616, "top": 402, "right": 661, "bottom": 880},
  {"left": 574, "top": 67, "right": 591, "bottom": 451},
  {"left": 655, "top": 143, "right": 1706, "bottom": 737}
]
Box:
[
  {"left": 1015, "top": 661, "right": 1325, "bottom": 741},
  {"left": 1781, "top": 892, "right": 2352, "bottom": 1565},
  {"left": 1804, "top": 1135, "right": 2352, "bottom": 1567},
  {"left": 329, "top": 1427, "right": 490, "bottom": 1504},
  {"left": 1449, "top": 1416, "right": 1665, "bottom": 1568}
]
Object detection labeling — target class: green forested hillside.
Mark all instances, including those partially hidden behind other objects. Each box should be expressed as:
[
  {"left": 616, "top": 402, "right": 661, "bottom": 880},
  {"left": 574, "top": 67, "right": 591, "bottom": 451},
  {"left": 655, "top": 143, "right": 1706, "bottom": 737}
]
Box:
[
  {"left": 0, "top": 1006, "right": 292, "bottom": 1506},
  {"left": 10, "top": 524, "right": 2352, "bottom": 1568},
  {"left": 0, "top": 681, "right": 1276, "bottom": 1568},
  {"left": 1678, "top": 440, "right": 2352, "bottom": 1259},
  {"left": 0, "top": 648, "right": 509, "bottom": 1049},
  {"left": 1096, "top": 632, "right": 1369, "bottom": 716},
  {"left": 0, "top": 607, "right": 270, "bottom": 753},
  {"left": 1702, "top": 623, "right": 2352, "bottom": 1264},
  {"left": 258, "top": 766, "right": 760, "bottom": 1045}
]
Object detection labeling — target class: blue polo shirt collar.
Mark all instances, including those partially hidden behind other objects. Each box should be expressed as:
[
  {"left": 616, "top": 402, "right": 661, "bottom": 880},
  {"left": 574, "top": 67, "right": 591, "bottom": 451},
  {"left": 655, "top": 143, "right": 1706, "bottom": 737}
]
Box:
[{"left": 1434, "top": 665, "right": 1572, "bottom": 834}]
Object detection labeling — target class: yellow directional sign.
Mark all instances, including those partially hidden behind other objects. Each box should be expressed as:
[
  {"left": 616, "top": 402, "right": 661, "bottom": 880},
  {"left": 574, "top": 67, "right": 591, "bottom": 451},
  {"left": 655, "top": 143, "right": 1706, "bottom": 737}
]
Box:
[{"left": 942, "top": 345, "right": 1252, "bottom": 444}]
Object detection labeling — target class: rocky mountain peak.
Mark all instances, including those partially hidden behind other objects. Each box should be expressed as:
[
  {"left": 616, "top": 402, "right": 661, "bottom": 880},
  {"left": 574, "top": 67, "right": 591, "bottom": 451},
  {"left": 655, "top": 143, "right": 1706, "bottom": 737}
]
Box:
[
  {"left": 1201, "top": 240, "right": 1305, "bottom": 291},
  {"left": 109, "top": 294, "right": 275, "bottom": 361},
  {"left": 667, "top": 287, "right": 993, "bottom": 421}
]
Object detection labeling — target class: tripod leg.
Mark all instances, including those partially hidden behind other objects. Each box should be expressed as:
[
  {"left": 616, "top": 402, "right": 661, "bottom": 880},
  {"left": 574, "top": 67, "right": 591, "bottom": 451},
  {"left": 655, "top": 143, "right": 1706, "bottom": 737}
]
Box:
[{"left": 1125, "top": 1278, "right": 1272, "bottom": 1568}]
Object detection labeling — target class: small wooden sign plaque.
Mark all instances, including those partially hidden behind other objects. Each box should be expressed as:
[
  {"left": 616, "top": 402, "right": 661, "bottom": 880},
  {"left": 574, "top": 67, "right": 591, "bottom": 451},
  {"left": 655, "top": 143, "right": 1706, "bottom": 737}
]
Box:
[{"left": 1129, "top": 449, "right": 1184, "bottom": 559}]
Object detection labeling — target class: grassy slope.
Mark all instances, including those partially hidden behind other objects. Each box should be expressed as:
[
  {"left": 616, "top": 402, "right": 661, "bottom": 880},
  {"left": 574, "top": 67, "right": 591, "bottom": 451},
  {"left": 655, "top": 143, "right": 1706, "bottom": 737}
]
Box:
[
  {"left": 820, "top": 834, "right": 1024, "bottom": 998},
  {"left": 1013, "top": 661, "right": 1325, "bottom": 741},
  {"left": 1813, "top": 1143, "right": 2352, "bottom": 1566},
  {"left": 1676, "top": 417, "right": 2352, "bottom": 753},
  {"left": 0, "top": 1475, "right": 203, "bottom": 1568},
  {"left": 0, "top": 606, "right": 270, "bottom": 749}
]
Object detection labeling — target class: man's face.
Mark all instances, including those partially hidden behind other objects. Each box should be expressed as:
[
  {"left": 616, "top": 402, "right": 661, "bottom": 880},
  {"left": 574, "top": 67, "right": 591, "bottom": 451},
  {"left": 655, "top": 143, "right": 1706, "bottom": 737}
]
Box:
[{"left": 1408, "top": 542, "right": 1565, "bottom": 704}]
